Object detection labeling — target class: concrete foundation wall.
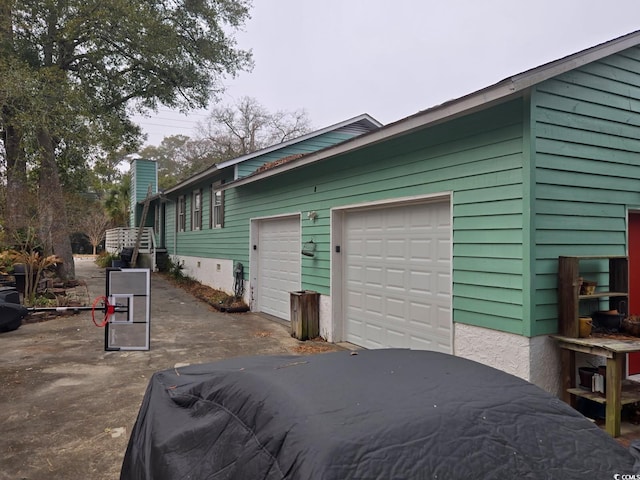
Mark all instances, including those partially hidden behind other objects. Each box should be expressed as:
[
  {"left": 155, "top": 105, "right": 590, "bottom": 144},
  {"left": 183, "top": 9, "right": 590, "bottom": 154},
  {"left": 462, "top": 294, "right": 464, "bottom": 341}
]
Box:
[
  {"left": 176, "top": 256, "right": 236, "bottom": 295},
  {"left": 454, "top": 323, "right": 562, "bottom": 396},
  {"left": 319, "top": 295, "right": 332, "bottom": 341}
]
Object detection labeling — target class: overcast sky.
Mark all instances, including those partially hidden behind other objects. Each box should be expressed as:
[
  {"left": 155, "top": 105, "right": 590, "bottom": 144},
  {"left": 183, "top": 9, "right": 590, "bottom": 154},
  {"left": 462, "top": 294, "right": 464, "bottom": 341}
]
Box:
[{"left": 134, "top": 0, "right": 640, "bottom": 146}]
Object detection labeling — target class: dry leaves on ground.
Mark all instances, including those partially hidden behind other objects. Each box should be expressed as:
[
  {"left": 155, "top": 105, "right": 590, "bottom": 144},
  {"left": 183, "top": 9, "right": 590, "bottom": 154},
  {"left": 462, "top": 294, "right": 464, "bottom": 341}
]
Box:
[{"left": 164, "top": 275, "right": 248, "bottom": 310}]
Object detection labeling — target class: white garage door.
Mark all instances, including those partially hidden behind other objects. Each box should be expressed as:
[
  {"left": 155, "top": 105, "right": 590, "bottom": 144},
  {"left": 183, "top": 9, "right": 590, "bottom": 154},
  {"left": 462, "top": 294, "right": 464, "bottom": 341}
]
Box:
[
  {"left": 343, "top": 200, "right": 451, "bottom": 352},
  {"left": 258, "top": 216, "right": 301, "bottom": 320}
]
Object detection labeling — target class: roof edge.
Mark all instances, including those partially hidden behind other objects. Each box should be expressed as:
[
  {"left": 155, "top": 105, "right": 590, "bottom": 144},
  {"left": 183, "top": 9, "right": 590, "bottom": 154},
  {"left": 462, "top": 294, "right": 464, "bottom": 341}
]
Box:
[
  {"left": 220, "top": 30, "right": 640, "bottom": 190},
  {"left": 163, "top": 113, "right": 382, "bottom": 195},
  {"left": 215, "top": 113, "right": 382, "bottom": 170}
]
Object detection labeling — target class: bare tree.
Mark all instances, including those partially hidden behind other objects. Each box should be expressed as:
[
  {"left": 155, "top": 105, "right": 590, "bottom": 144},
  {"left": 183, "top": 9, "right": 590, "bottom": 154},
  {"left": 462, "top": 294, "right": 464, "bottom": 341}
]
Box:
[
  {"left": 197, "top": 97, "right": 313, "bottom": 160},
  {"left": 78, "top": 210, "right": 112, "bottom": 255}
]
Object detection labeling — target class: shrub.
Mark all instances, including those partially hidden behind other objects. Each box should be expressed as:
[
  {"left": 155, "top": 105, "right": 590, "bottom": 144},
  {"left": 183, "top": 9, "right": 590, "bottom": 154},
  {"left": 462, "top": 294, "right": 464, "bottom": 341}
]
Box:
[
  {"left": 95, "top": 251, "right": 119, "bottom": 268},
  {"left": 165, "top": 256, "right": 191, "bottom": 283}
]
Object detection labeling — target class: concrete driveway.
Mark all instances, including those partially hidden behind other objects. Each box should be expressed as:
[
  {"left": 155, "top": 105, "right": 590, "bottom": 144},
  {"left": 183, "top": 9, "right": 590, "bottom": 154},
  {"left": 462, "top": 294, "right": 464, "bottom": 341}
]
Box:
[{"left": 1, "top": 257, "right": 341, "bottom": 480}]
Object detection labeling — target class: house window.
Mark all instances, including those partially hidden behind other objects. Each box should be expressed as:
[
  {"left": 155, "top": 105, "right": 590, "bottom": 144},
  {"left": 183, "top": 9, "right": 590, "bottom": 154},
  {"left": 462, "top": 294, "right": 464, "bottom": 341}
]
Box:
[
  {"left": 211, "top": 184, "right": 224, "bottom": 228},
  {"left": 177, "top": 196, "right": 186, "bottom": 232},
  {"left": 192, "top": 190, "right": 202, "bottom": 231}
]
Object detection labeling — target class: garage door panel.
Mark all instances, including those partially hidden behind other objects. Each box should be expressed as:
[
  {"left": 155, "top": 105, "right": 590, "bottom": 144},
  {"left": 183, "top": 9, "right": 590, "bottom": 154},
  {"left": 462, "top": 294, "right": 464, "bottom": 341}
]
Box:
[
  {"left": 364, "top": 294, "right": 383, "bottom": 314},
  {"left": 386, "top": 269, "right": 405, "bottom": 289},
  {"left": 409, "top": 240, "right": 431, "bottom": 260},
  {"left": 386, "top": 296, "right": 404, "bottom": 319},
  {"left": 364, "top": 323, "right": 383, "bottom": 347},
  {"left": 386, "top": 239, "right": 406, "bottom": 259},
  {"left": 437, "top": 271, "right": 451, "bottom": 296},
  {"left": 343, "top": 200, "right": 451, "bottom": 352},
  {"left": 410, "top": 336, "right": 437, "bottom": 350},
  {"left": 436, "top": 239, "right": 451, "bottom": 261},
  {"left": 387, "top": 329, "right": 406, "bottom": 344},
  {"left": 258, "top": 217, "right": 300, "bottom": 320},
  {"left": 362, "top": 264, "right": 382, "bottom": 276},
  {"left": 347, "top": 264, "right": 364, "bottom": 282},
  {"left": 408, "top": 301, "right": 430, "bottom": 319},
  {"left": 408, "top": 271, "right": 430, "bottom": 293}
]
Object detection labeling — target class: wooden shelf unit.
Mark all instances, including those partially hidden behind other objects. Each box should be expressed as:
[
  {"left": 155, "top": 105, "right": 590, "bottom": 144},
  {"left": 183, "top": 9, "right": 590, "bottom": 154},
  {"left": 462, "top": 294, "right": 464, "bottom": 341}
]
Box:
[
  {"left": 554, "top": 255, "right": 636, "bottom": 437},
  {"left": 552, "top": 335, "right": 640, "bottom": 437},
  {"left": 557, "top": 255, "right": 628, "bottom": 338},
  {"left": 567, "top": 380, "right": 640, "bottom": 405}
]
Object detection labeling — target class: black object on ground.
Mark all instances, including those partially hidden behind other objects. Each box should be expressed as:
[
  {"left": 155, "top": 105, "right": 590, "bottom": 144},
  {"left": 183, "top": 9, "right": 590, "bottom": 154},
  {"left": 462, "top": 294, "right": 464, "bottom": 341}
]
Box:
[
  {"left": 0, "top": 287, "right": 20, "bottom": 305},
  {"left": 120, "top": 349, "right": 637, "bottom": 480},
  {"left": 0, "top": 301, "right": 28, "bottom": 333},
  {"left": 12, "top": 263, "right": 27, "bottom": 295},
  {"left": 120, "top": 248, "right": 134, "bottom": 267}
]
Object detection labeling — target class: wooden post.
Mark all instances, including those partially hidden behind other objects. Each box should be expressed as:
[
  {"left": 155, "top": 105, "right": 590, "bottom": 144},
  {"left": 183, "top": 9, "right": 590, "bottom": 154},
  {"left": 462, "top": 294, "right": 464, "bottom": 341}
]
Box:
[
  {"left": 605, "top": 353, "right": 623, "bottom": 437},
  {"left": 290, "top": 291, "right": 319, "bottom": 340},
  {"left": 560, "top": 348, "right": 576, "bottom": 407},
  {"left": 558, "top": 257, "right": 580, "bottom": 337}
]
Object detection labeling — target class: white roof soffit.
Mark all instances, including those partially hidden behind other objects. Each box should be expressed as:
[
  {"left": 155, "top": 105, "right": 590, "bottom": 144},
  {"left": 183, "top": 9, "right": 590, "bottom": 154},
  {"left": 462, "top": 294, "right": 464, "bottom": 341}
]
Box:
[{"left": 220, "top": 30, "right": 640, "bottom": 192}]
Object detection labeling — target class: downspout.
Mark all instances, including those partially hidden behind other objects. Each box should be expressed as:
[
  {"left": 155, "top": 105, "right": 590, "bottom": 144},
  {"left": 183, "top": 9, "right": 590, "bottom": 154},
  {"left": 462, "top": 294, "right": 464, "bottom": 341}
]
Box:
[
  {"left": 166, "top": 197, "right": 177, "bottom": 257},
  {"left": 158, "top": 195, "right": 177, "bottom": 258}
]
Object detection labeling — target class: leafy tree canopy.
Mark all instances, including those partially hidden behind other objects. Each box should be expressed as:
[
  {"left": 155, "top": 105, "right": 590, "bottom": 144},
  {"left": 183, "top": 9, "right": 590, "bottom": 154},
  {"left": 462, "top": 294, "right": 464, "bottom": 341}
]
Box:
[
  {"left": 139, "top": 135, "right": 216, "bottom": 190},
  {"left": 0, "top": 0, "right": 253, "bottom": 278}
]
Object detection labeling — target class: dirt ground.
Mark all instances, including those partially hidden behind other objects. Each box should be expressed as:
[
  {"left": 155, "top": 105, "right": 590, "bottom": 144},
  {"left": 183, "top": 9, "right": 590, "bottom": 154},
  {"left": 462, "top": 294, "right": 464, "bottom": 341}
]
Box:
[{"left": 0, "top": 257, "right": 341, "bottom": 480}]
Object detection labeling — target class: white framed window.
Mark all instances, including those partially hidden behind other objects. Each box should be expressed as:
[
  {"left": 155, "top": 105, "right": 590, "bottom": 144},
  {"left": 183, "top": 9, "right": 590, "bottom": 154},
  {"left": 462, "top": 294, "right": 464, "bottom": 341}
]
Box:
[
  {"left": 177, "top": 196, "right": 186, "bottom": 232},
  {"left": 211, "top": 183, "right": 224, "bottom": 228},
  {"left": 192, "top": 189, "right": 202, "bottom": 231}
]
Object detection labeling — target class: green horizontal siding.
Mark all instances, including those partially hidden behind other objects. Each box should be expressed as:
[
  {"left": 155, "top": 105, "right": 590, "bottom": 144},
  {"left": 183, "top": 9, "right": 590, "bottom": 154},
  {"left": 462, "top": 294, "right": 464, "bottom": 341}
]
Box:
[
  {"left": 236, "top": 132, "right": 355, "bottom": 178},
  {"left": 131, "top": 159, "right": 157, "bottom": 227},
  {"left": 158, "top": 100, "right": 526, "bottom": 333},
  {"left": 162, "top": 173, "right": 234, "bottom": 257},
  {"left": 227, "top": 99, "right": 527, "bottom": 331},
  {"left": 531, "top": 45, "right": 640, "bottom": 335},
  {"left": 149, "top": 47, "right": 640, "bottom": 341}
]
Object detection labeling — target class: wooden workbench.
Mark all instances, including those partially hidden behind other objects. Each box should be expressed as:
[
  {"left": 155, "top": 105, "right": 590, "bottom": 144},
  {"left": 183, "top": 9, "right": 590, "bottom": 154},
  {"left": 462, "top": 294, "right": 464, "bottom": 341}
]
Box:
[{"left": 551, "top": 334, "right": 640, "bottom": 437}]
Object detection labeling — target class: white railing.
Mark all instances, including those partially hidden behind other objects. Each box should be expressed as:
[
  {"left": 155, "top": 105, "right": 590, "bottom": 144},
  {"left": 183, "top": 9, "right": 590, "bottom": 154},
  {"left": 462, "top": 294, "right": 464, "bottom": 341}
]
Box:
[{"left": 105, "top": 227, "right": 156, "bottom": 255}]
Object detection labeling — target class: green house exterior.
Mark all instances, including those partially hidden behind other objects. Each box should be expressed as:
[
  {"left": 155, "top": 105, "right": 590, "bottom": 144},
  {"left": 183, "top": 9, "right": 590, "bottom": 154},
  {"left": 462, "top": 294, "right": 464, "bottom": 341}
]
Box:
[
  {"left": 130, "top": 158, "right": 158, "bottom": 228},
  {"left": 145, "top": 114, "right": 382, "bottom": 288},
  {"left": 138, "top": 32, "right": 640, "bottom": 394}
]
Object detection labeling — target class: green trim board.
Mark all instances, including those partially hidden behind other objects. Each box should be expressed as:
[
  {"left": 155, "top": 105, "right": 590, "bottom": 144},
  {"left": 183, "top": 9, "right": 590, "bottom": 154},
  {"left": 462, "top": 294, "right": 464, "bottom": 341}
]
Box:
[{"left": 522, "top": 92, "right": 535, "bottom": 337}]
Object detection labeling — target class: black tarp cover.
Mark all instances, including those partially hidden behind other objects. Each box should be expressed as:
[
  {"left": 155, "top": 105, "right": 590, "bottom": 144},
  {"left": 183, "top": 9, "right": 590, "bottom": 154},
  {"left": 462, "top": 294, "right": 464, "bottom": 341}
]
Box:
[{"left": 121, "top": 349, "right": 637, "bottom": 479}]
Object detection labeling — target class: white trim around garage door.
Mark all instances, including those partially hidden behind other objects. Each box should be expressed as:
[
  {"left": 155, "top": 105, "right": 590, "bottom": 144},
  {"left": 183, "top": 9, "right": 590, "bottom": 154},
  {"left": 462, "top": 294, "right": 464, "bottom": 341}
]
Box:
[{"left": 330, "top": 193, "right": 453, "bottom": 351}]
